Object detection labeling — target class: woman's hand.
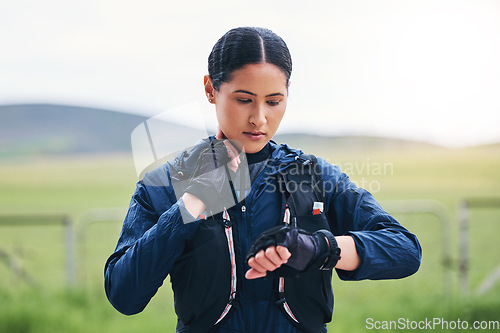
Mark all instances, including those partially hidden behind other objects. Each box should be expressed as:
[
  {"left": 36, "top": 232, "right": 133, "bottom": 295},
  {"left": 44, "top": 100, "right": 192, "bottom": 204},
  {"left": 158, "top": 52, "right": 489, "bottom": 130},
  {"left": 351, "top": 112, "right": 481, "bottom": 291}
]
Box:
[
  {"left": 182, "top": 138, "right": 237, "bottom": 216},
  {"left": 245, "top": 246, "right": 291, "bottom": 279}
]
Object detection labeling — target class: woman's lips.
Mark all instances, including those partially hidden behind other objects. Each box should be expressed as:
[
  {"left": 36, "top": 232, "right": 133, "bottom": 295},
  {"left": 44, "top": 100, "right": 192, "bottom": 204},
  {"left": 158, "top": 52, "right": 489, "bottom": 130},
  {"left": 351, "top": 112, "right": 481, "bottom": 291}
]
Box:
[{"left": 243, "top": 131, "right": 266, "bottom": 141}]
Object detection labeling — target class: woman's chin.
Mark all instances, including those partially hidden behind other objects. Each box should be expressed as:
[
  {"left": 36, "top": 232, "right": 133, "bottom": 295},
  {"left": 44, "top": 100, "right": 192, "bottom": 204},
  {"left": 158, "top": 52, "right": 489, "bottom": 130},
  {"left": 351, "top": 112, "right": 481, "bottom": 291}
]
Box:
[{"left": 243, "top": 140, "right": 269, "bottom": 154}]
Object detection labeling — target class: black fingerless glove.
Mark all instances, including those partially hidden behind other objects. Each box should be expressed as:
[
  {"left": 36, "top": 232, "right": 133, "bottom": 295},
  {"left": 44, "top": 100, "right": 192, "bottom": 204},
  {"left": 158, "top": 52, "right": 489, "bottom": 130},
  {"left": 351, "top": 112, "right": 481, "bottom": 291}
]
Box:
[
  {"left": 184, "top": 140, "right": 236, "bottom": 213},
  {"left": 246, "top": 226, "right": 341, "bottom": 277}
]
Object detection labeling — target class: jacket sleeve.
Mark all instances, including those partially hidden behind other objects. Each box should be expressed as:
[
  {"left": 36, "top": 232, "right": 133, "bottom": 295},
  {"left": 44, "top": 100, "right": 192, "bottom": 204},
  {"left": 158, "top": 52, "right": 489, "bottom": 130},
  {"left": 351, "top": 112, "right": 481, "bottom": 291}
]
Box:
[
  {"left": 104, "top": 169, "right": 200, "bottom": 315},
  {"left": 317, "top": 157, "right": 422, "bottom": 281}
]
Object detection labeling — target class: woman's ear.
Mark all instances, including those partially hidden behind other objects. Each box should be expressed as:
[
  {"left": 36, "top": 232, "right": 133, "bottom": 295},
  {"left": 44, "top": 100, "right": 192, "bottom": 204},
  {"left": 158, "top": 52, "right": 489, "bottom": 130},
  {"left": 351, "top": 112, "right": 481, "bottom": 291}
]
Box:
[{"left": 204, "top": 75, "right": 215, "bottom": 104}]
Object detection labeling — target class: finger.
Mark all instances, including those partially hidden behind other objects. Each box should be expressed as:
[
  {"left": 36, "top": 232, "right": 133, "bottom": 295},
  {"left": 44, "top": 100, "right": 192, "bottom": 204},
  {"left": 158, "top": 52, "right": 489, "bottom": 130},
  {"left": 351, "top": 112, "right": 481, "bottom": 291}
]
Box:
[
  {"left": 230, "top": 159, "right": 239, "bottom": 173},
  {"left": 265, "top": 246, "right": 287, "bottom": 267},
  {"left": 247, "top": 255, "right": 268, "bottom": 274},
  {"left": 254, "top": 249, "right": 280, "bottom": 271},
  {"left": 245, "top": 268, "right": 266, "bottom": 280},
  {"left": 276, "top": 246, "right": 292, "bottom": 261},
  {"left": 227, "top": 153, "right": 239, "bottom": 172}
]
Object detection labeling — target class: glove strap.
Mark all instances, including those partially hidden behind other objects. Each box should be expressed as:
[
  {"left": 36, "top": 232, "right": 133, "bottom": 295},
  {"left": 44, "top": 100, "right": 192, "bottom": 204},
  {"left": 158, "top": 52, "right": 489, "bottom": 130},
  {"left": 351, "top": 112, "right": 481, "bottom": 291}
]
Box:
[{"left": 314, "top": 230, "right": 341, "bottom": 271}]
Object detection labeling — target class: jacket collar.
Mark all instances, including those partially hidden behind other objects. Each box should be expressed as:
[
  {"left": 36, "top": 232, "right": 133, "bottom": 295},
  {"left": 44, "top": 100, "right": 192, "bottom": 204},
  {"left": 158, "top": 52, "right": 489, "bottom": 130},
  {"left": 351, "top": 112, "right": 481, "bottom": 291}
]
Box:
[{"left": 266, "top": 140, "right": 305, "bottom": 174}]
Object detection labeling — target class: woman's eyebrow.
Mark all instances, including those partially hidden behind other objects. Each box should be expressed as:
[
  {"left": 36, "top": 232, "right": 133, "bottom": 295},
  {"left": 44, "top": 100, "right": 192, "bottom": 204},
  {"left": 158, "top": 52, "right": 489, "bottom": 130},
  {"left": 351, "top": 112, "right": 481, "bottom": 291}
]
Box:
[
  {"left": 233, "top": 90, "right": 284, "bottom": 97},
  {"left": 265, "top": 92, "right": 285, "bottom": 97},
  {"left": 233, "top": 90, "right": 256, "bottom": 96}
]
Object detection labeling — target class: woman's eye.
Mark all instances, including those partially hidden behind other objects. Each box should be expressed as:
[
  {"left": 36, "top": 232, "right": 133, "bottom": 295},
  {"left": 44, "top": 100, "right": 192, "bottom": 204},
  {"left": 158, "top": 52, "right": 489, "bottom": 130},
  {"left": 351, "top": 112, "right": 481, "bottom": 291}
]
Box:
[
  {"left": 267, "top": 100, "right": 280, "bottom": 106},
  {"left": 237, "top": 98, "right": 252, "bottom": 104}
]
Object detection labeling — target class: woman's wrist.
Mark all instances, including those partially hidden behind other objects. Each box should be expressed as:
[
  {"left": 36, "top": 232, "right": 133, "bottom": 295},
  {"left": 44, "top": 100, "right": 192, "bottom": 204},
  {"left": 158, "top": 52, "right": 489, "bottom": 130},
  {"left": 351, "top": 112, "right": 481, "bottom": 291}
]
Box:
[{"left": 334, "top": 236, "right": 360, "bottom": 271}]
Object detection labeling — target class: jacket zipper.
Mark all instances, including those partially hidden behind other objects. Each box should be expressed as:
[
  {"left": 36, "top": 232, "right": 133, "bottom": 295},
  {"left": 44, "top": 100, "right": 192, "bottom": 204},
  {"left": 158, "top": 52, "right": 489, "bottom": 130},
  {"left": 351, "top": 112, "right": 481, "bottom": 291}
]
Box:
[
  {"left": 215, "top": 208, "right": 237, "bottom": 325},
  {"left": 278, "top": 205, "right": 299, "bottom": 323}
]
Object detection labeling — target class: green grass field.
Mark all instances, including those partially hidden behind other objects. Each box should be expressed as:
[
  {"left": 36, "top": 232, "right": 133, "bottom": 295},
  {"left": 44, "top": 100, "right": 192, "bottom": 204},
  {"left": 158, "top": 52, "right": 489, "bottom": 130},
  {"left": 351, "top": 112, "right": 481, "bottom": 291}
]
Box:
[{"left": 1, "top": 145, "right": 499, "bottom": 333}]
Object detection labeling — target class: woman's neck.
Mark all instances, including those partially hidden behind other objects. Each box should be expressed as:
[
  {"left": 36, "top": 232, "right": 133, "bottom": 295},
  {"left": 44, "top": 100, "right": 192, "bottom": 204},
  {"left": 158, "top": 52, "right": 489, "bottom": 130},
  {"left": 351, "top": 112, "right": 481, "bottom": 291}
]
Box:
[{"left": 246, "top": 142, "right": 271, "bottom": 164}]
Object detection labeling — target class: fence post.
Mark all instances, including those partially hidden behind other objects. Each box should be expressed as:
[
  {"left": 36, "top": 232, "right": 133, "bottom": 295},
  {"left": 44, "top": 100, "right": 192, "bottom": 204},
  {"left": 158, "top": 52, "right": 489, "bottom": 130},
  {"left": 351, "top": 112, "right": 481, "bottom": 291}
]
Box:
[
  {"left": 459, "top": 200, "right": 468, "bottom": 296},
  {"left": 64, "top": 216, "right": 76, "bottom": 286},
  {"left": 459, "top": 197, "right": 500, "bottom": 296}
]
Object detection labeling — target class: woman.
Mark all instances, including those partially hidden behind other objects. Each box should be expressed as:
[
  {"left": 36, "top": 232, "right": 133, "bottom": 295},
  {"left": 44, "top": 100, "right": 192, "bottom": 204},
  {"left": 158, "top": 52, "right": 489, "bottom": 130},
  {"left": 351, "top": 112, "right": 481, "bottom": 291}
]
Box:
[{"left": 105, "top": 27, "right": 421, "bottom": 333}]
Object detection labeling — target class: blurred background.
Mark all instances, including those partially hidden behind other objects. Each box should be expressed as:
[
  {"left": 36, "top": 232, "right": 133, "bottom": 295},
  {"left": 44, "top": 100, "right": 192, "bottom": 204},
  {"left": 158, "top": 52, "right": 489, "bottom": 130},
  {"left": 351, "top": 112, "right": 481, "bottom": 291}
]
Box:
[{"left": 1, "top": 0, "right": 499, "bottom": 332}]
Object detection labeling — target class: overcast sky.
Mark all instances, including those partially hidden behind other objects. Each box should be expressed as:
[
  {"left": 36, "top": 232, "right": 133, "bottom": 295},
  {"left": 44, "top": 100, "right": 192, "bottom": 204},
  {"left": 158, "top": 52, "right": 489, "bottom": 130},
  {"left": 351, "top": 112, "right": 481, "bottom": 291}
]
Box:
[{"left": 1, "top": 0, "right": 499, "bottom": 147}]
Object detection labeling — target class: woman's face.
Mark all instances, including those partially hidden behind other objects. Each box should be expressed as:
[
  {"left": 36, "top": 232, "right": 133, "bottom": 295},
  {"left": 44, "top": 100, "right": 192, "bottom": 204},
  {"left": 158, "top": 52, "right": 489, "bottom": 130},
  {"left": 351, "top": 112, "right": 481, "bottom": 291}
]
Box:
[{"left": 206, "top": 62, "right": 288, "bottom": 154}]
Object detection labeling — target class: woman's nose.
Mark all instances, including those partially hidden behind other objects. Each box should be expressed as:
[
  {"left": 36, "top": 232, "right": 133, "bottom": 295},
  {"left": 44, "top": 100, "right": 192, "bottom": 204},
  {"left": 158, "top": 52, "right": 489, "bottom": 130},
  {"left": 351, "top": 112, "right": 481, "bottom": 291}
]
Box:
[{"left": 249, "top": 104, "right": 266, "bottom": 127}]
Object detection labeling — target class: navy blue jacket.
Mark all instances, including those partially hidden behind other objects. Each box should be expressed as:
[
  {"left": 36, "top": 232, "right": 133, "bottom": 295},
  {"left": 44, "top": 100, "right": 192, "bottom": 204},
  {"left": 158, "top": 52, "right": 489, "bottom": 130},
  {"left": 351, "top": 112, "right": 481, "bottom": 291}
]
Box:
[{"left": 104, "top": 139, "right": 421, "bottom": 332}]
